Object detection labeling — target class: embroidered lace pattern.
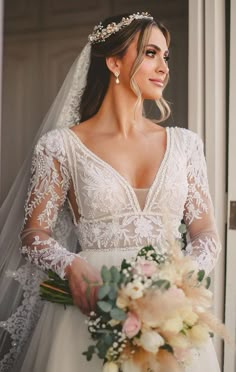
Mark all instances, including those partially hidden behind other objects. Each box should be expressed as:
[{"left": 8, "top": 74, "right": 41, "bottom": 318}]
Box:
[
  {"left": 62, "top": 127, "right": 221, "bottom": 275},
  {"left": 21, "top": 237, "right": 77, "bottom": 279},
  {"left": 0, "top": 264, "right": 45, "bottom": 372},
  {"left": 0, "top": 126, "right": 221, "bottom": 371},
  {"left": 21, "top": 129, "right": 81, "bottom": 279}
]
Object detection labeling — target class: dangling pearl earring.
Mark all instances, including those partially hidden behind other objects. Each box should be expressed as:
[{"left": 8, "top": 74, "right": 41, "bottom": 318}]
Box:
[{"left": 114, "top": 71, "right": 120, "bottom": 84}]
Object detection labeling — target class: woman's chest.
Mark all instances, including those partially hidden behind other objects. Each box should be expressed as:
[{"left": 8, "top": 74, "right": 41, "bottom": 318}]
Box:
[
  {"left": 65, "top": 128, "right": 189, "bottom": 220},
  {"left": 68, "top": 128, "right": 167, "bottom": 189}
]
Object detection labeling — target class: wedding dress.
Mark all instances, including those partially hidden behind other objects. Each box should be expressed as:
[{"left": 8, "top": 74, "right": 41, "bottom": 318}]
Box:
[{"left": 4, "top": 125, "right": 221, "bottom": 371}]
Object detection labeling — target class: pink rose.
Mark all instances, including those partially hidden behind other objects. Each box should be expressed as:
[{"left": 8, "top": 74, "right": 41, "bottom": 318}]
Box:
[
  {"left": 135, "top": 260, "right": 157, "bottom": 277},
  {"left": 122, "top": 312, "right": 141, "bottom": 339}
]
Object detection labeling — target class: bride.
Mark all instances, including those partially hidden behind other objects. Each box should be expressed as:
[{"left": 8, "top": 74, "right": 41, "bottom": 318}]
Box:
[{"left": 0, "top": 12, "right": 221, "bottom": 372}]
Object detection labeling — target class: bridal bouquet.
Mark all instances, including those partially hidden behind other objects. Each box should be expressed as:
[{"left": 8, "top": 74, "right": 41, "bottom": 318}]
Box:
[{"left": 40, "top": 240, "right": 227, "bottom": 372}]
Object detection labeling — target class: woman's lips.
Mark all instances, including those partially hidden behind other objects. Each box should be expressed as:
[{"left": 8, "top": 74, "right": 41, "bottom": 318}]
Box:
[{"left": 149, "top": 79, "right": 164, "bottom": 87}]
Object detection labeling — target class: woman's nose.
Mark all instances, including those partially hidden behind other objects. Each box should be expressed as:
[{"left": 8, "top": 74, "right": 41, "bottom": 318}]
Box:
[{"left": 156, "top": 55, "right": 169, "bottom": 75}]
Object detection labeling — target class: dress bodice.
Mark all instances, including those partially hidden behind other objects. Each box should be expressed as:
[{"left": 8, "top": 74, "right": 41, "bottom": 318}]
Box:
[
  {"left": 63, "top": 127, "right": 187, "bottom": 252},
  {"left": 133, "top": 188, "right": 149, "bottom": 211},
  {"left": 20, "top": 126, "right": 221, "bottom": 279}
]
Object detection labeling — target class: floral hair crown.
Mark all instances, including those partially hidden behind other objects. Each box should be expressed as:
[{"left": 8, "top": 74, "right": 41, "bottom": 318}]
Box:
[{"left": 88, "top": 12, "right": 153, "bottom": 44}]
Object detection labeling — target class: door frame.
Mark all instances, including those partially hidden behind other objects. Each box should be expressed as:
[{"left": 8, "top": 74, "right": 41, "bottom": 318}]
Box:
[
  {"left": 188, "top": 0, "right": 226, "bottom": 367},
  {"left": 224, "top": 0, "right": 236, "bottom": 370}
]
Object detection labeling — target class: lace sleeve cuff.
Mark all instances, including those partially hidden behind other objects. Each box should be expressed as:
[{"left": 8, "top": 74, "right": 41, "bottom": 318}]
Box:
[{"left": 21, "top": 236, "right": 79, "bottom": 279}]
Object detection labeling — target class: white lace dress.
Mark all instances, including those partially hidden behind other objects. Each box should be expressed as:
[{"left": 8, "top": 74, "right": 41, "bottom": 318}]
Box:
[{"left": 14, "top": 126, "right": 221, "bottom": 371}]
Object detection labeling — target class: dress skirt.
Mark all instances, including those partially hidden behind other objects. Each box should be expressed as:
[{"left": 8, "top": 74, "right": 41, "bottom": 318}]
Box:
[{"left": 19, "top": 249, "right": 221, "bottom": 372}]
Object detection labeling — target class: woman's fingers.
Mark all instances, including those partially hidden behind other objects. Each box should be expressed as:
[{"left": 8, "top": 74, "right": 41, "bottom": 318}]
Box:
[
  {"left": 67, "top": 258, "right": 101, "bottom": 314},
  {"left": 88, "top": 286, "right": 97, "bottom": 310}
]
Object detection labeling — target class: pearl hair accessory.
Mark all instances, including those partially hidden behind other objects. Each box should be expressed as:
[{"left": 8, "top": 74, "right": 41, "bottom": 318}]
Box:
[{"left": 88, "top": 12, "right": 153, "bottom": 44}]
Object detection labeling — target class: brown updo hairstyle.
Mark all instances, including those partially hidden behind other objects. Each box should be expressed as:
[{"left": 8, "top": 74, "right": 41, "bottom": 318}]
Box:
[{"left": 79, "top": 13, "right": 171, "bottom": 123}]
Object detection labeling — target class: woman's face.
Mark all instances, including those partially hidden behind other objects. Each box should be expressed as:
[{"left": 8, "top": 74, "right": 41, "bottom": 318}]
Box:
[{"left": 119, "top": 26, "right": 169, "bottom": 100}]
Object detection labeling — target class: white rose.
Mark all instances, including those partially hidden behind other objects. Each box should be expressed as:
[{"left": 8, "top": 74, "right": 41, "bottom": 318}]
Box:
[
  {"left": 102, "top": 361, "right": 119, "bottom": 372},
  {"left": 188, "top": 324, "right": 209, "bottom": 345},
  {"left": 124, "top": 280, "right": 144, "bottom": 299},
  {"left": 140, "top": 331, "right": 164, "bottom": 353},
  {"left": 169, "top": 334, "right": 189, "bottom": 349},
  {"left": 116, "top": 295, "right": 129, "bottom": 309},
  {"left": 121, "top": 360, "right": 141, "bottom": 372},
  {"left": 162, "top": 317, "right": 183, "bottom": 334},
  {"left": 182, "top": 310, "right": 198, "bottom": 326}
]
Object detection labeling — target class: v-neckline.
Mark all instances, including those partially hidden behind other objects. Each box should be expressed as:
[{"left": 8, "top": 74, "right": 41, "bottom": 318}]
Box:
[{"left": 65, "top": 127, "right": 171, "bottom": 212}]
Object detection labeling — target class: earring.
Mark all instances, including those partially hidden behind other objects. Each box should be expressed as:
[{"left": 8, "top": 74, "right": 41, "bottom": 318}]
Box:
[{"left": 114, "top": 71, "right": 120, "bottom": 84}]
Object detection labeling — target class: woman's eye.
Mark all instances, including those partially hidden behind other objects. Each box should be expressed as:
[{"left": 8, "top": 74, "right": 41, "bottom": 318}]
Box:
[
  {"left": 145, "top": 49, "right": 156, "bottom": 57},
  {"left": 164, "top": 55, "right": 170, "bottom": 64}
]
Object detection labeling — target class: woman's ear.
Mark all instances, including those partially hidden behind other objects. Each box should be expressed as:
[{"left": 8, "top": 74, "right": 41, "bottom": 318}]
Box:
[{"left": 105, "top": 56, "right": 121, "bottom": 74}]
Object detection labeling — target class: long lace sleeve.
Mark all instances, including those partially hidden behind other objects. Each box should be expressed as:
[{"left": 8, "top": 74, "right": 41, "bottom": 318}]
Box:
[
  {"left": 21, "top": 130, "right": 77, "bottom": 279},
  {"left": 183, "top": 132, "right": 221, "bottom": 274}
]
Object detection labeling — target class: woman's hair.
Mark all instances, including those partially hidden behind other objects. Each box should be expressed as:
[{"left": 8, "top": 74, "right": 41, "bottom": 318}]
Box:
[{"left": 79, "top": 13, "right": 171, "bottom": 123}]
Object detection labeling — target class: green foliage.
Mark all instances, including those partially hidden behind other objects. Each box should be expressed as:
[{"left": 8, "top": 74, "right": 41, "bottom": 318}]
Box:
[
  {"left": 178, "top": 223, "right": 187, "bottom": 234},
  {"left": 110, "top": 266, "right": 121, "bottom": 283},
  {"left": 98, "top": 284, "right": 111, "bottom": 300},
  {"left": 160, "top": 344, "right": 174, "bottom": 354},
  {"left": 152, "top": 279, "right": 170, "bottom": 290},
  {"left": 97, "top": 301, "right": 113, "bottom": 313},
  {"left": 206, "top": 276, "right": 211, "bottom": 289},
  {"left": 137, "top": 245, "right": 156, "bottom": 257},
  {"left": 121, "top": 259, "right": 131, "bottom": 271},
  {"left": 82, "top": 345, "right": 96, "bottom": 361},
  {"left": 197, "top": 270, "right": 205, "bottom": 282},
  {"left": 101, "top": 266, "right": 112, "bottom": 282},
  {"left": 110, "top": 308, "right": 126, "bottom": 321},
  {"left": 108, "top": 286, "right": 117, "bottom": 300}
]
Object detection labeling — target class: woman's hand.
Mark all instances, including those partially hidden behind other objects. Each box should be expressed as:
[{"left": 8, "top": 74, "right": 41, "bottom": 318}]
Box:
[{"left": 65, "top": 256, "right": 101, "bottom": 315}]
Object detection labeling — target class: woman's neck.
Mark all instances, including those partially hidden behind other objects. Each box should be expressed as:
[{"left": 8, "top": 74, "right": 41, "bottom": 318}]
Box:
[{"left": 94, "top": 83, "right": 146, "bottom": 138}]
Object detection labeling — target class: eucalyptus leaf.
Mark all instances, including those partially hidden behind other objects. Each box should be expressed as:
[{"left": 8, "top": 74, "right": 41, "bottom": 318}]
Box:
[
  {"left": 97, "top": 301, "right": 112, "bottom": 313},
  {"left": 98, "top": 284, "right": 111, "bottom": 300},
  {"left": 110, "top": 266, "right": 121, "bottom": 283},
  {"left": 82, "top": 345, "right": 96, "bottom": 361},
  {"left": 97, "top": 340, "right": 108, "bottom": 359},
  {"left": 103, "top": 333, "right": 113, "bottom": 346},
  {"left": 101, "top": 266, "right": 112, "bottom": 282},
  {"left": 110, "top": 307, "right": 126, "bottom": 321},
  {"left": 82, "top": 351, "right": 92, "bottom": 361},
  {"left": 108, "top": 286, "right": 117, "bottom": 300}
]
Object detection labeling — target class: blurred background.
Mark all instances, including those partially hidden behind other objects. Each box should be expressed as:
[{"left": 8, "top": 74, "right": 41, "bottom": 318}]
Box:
[{"left": 0, "top": 0, "right": 189, "bottom": 204}]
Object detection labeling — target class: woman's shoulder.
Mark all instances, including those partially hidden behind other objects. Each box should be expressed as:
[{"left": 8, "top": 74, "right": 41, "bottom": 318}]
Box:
[
  {"left": 169, "top": 126, "right": 205, "bottom": 161},
  {"left": 34, "top": 128, "right": 68, "bottom": 157},
  {"left": 171, "top": 126, "right": 203, "bottom": 147}
]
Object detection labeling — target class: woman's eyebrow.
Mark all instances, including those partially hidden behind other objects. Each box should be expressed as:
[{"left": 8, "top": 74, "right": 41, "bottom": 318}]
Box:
[{"left": 146, "top": 44, "right": 169, "bottom": 55}]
